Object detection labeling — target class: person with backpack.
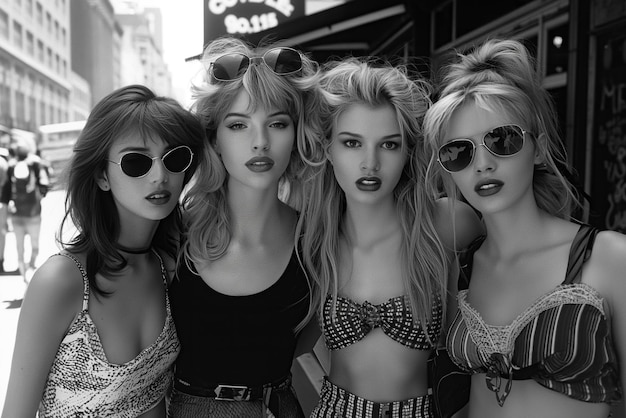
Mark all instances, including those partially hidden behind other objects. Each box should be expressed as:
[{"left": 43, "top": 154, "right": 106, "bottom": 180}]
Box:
[{"left": 7, "top": 139, "right": 49, "bottom": 280}]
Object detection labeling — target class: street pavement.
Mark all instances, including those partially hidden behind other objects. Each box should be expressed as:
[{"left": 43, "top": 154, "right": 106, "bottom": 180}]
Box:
[{"left": 0, "top": 189, "right": 66, "bottom": 412}]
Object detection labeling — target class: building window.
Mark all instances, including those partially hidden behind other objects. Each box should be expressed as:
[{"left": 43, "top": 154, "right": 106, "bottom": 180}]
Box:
[
  {"left": 37, "top": 39, "right": 43, "bottom": 61},
  {"left": 433, "top": 2, "right": 453, "bottom": 49},
  {"left": 47, "top": 47, "right": 52, "bottom": 67},
  {"left": 0, "top": 9, "right": 8, "bottom": 40},
  {"left": 61, "top": 27, "right": 66, "bottom": 45},
  {"left": 26, "top": 0, "right": 32, "bottom": 15},
  {"left": 26, "top": 31, "right": 33, "bottom": 55},
  {"left": 46, "top": 11, "right": 51, "bottom": 33},
  {"left": 16, "top": 91, "right": 25, "bottom": 126},
  {"left": 0, "top": 59, "right": 7, "bottom": 87},
  {"left": 39, "top": 99, "right": 45, "bottom": 124},
  {"left": 432, "top": 0, "right": 537, "bottom": 49},
  {"left": 29, "top": 96, "right": 36, "bottom": 126},
  {"left": 36, "top": 2, "right": 42, "bottom": 25},
  {"left": 546, "top": 22, "right": 569, "bottom": 76},
  {"left": 13, "top": 20, "right": 23, "bottom": 48},
  {"left": 54, "top": 19, "right": 58, "bottom": 40}
]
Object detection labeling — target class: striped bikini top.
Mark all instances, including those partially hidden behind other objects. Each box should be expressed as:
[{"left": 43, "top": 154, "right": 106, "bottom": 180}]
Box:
[
  {"left": 321, "top": 294, "right": 442, "bottom": 351},
  {"left": 38, "top": 252, "right": 181, "bottom": 418},
  {"left": 447, "top": 224, "right": 622, "bottom": 406}
]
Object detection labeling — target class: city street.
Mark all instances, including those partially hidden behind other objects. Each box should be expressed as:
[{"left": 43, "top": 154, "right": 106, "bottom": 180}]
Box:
[{"left": 0, "top": 189, "right": 66, "bottom": 411}]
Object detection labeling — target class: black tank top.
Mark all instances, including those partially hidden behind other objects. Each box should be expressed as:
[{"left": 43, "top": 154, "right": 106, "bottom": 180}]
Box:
[{"left": 169, "top": 251, "right": 310, "bottom": 387}]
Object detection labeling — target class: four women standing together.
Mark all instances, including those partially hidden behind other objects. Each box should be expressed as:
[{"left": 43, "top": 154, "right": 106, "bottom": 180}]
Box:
[{"left": 3, "top": 35, "right": 626, "bottom": 418}]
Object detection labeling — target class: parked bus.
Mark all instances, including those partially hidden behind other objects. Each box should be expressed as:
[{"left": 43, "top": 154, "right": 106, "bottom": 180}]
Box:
[{"left": 38, "top": 120, "right": 86, "bottom": 187}]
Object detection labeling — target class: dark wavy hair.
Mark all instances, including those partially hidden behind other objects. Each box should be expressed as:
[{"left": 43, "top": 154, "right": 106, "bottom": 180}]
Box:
[{"left": 58, "top": 84, "right": 204, "bottom": 297}]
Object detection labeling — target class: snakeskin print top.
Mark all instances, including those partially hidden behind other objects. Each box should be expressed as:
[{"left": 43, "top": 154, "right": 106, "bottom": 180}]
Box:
[
  {"left": 447, "top": 225, "right": 622, "bottom": 406},
  {"left": 38, "top": 252, "right": 180, "bottom": 417},
  {"left": 321, "top": 294, "right": 442, "bottom": 350}
]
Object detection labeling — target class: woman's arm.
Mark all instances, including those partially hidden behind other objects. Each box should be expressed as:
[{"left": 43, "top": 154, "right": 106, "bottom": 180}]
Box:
[{"left": 1, "top": 255, "right": 83, "bottom": 418}]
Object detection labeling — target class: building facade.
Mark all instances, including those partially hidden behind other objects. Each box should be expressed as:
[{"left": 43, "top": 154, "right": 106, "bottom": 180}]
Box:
[
  {"left": 116, "top": 8, "right": 171, "bottom": 97},
  {"left": 70, "top": 0, "right": 122, "bottom": 107},
  {"left": 0, "top": 0, "right": 172, "bottom": 153},
  {"left": 246, "top": 0, "right": 626, "bottom": 235},
  {"left": 0, "top": 0, "right": 72, "bottom": 142}
]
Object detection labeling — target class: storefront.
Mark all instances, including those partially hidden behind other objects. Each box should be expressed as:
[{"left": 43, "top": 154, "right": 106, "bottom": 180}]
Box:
[
  {"left": 229, "top": 0, "right": 626, "bottom": 410},
  {"left": 587, "top": 0, "right": 626, "bottom": 232},
  {"left": 246, "top": 0, "right": 625, "bottom": 233}
]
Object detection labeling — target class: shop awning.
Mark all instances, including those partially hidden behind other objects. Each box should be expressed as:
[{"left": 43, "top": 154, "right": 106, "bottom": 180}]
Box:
[
  {"left": 188, "top": 0, "right": 421, "bottom": 63},
  {"left": 244, "top": 0, "right": 415, "bottom": 62}
]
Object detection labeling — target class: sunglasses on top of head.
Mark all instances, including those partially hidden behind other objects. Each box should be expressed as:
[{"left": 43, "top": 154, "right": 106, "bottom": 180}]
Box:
[
  {"left": 209, "top": 47, "right": 303, "bottom": 82},
  {"left": 437, "top": 124, "right": 528, "bottom": 173},
  {"left": 107, "top": 145, "right": 194, "bottom": 178}
]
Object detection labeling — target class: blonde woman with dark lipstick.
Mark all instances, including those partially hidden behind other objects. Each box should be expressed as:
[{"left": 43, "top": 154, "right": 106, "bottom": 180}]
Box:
[
  {"left": 298, "top": 58, "right": 482, "bottom": 418},
  {"left": 168, "top": 36, "right": 320, "bottom": 417}
]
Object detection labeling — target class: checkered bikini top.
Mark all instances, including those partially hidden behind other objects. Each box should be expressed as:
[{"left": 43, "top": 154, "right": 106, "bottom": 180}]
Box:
[
  {"left": 447, "top": 224, "right": 622, "bottom": 406},
  {"left": 321, "top": 294, "right": 442, "bottom": 350},
  {"left": 38, "top": 252, "right": 181, "bottom": 417}
]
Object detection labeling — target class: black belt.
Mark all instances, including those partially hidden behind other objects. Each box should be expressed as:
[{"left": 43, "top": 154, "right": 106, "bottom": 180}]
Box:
[{"left": 174, "top": 375, "right": 291, "bottom": 401}]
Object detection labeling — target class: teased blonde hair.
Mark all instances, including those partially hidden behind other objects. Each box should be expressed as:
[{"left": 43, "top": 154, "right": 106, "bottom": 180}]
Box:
[
  {"left": 424, "top": 39, "right": 580, "bottom": 218},
  {"left": 297, "top": 58, "right": 449, "bottom": 338}
]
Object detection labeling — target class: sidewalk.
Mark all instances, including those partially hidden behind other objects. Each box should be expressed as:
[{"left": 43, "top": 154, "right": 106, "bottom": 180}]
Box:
[{"left": 0, "top": 189, "right": 65, "bottom": 412}]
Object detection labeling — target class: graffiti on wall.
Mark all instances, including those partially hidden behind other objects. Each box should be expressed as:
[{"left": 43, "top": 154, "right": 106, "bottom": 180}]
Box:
[{"left": 593, "top": 32, "right": 626, "bottom": 232}]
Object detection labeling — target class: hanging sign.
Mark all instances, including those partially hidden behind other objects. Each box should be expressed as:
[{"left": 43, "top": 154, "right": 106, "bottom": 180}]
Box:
[{"left": 204, "top": 0, "right": 305, "bottom": 44}]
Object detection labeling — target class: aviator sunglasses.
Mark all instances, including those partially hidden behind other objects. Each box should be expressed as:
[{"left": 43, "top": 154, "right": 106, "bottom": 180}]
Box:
[
  {"left": 437, "top": 124, "right": 527, "bottom": 173},
  {"left": 107, "top": 145, "right": 194, "bottom": 178},
  {"left": 209, "top": 47, "right": 303, "bottom": 81}
]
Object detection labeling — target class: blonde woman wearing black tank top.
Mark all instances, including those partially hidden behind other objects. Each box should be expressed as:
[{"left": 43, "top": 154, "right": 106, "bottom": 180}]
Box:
[{"left": 169, "top": 36, "right": 320, "bottom": 418}]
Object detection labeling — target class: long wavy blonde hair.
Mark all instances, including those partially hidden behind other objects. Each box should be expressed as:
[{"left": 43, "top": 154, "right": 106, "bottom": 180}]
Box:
[
  {"left": 180, "top": 37, "right": 321, "bottom": 331},
  {"left": 297, "top": 58, "right": 450, "bottom": 336}
]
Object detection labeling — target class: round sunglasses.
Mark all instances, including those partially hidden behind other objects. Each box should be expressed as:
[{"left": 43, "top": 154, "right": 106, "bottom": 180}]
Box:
[
  {"left": 107, "top": 145, "right": 194, "bottom": 178},
  {"left": 437, "top": 124, "right": 527, "bottom": 173},
  {"left": 209, "top": 47, "right": 302, "bottom": 82}
]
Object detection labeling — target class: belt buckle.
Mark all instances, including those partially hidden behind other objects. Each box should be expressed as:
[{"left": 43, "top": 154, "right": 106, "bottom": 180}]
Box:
[{"left": 214, "top": 384, "right": 251, "bottom": 401}]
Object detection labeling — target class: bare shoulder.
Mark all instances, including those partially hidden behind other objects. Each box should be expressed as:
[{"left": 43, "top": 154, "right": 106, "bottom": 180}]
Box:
[
  {"left": 433, "top": 197, "right": 484, "bottom": 251},
  {"left": 589, "top": 230, "right": 626, "bottom": 279},
  {"left": 2, "top": 252, "right": 85, "bottom": 415},
  {"left": 584, "top": 230, "right": 626, "bottom": 310},
  {"left": 24, "top": 252, "right": 85, "bottom": 322}
]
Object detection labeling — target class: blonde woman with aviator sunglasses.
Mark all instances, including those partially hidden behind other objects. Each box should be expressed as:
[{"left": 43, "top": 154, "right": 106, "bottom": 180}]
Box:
[{"left": 424, "top": 38, "right": 626, "bottom": 418}]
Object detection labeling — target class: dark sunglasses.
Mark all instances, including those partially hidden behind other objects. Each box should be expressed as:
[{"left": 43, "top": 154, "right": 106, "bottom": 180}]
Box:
[
  {"left": 108, "top": 145, "right": 194, "bottom": 178},
  {"left": 437, "top": 124, "right": 527, "bottom": 173},
  {"left": 209, "top": 47, "right": 302, "bottom": 81}
]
